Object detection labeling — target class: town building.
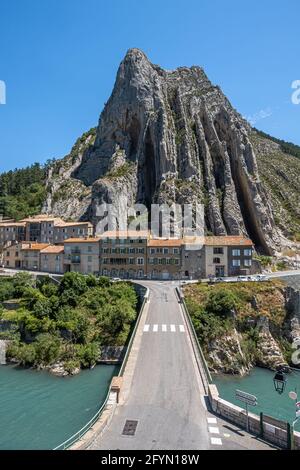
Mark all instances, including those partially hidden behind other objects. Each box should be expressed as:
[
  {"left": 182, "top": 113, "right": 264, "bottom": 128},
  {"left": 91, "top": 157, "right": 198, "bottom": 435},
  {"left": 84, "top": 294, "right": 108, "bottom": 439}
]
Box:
[
  {"left": 3, "top": 242, "right": 29, "bottom": 269},
  {"left": 99, "top": 231, "right": 148, "bottom": 279},
  {"left": 52, "top": 221, "right": 93, "bottom": 243},
  {"left": 0, "top": 221, "right": 26, "bottom": 245},
  {"left": 21, "top": 243, "right": 50, "bottom": 271},
  {"left": 147, "top": 239, "right": 182, "bottom": 280},
  {"left": 40, "top": 245, "right": 64, "bottom": 274},
  {"left": 64, "top": 238, "right": 100, "bottom": 275},
  {"left": 204, "top": 236, "right": 254, "bottom": 277}
]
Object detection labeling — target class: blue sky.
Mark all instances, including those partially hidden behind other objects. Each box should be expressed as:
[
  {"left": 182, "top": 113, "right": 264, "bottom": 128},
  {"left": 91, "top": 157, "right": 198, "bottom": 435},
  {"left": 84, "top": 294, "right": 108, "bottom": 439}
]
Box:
[{"left": 0, "top": 0, "right": 299, "bottom": 173}]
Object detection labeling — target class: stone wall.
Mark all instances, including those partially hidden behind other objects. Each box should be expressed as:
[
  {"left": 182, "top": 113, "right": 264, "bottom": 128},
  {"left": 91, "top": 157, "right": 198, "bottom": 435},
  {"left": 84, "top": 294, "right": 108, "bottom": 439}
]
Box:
[{"left": 208, "top": 383, "right": 300, "bottom": 449}]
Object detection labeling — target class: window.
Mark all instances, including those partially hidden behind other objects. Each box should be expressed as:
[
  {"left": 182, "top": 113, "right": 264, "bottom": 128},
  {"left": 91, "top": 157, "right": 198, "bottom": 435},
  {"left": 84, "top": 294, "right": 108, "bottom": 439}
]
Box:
[
  {"left": 232, "top": 259, "right": 241, "bottom": 267},
  {"left": 174, "top": 259, "right": 179, "bottom": 265},
  {"left": 129, "top": 258, "right": 135, "bottom": 265},
  {"left": 138, "top": 248, "right": 144, "bottom": 254},
  {"left": 88, "top": 246, "right": 92, "bottom": 253},
  {"left": 88, "top": 256, "right": 93, "bottom": 262},
  {"left": 163, "top": 248, "right": 169, "bottom": 254},
  {"left": 137, "top": 258, "right": 144, "bottom": 265},
  {"left": 232, "top": 249, "right": 241, "bottom": 256},
  {"left": 213, "top": 247, "right": 224, "bottom": 255},
  {"left": 244, "top": 249, "right": 252, "bottom": 257},
  {"left": 244, "top": 259, "right": 252, "bottom": 267},
  {"left": 173, "top": 248, "right": 179, "bottom": 254},
  {"left": 129, "top": 248, "right": 135, "bottom": 254},
  {"left": 150, "top": 248, "right": 155, "bottom": 254},
  {"left": 213, "top": 257, "right": 221, "bottom": 264},
  {"left": 148, "top": 258, "right": 154, "bottom": 265}
]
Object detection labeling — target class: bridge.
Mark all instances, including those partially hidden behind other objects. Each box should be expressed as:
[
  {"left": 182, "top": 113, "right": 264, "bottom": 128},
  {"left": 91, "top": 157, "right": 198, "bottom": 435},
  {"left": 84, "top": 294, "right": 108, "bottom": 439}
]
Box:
[{"left": 86, "top": 281, "right": 274, "bottom": 450}]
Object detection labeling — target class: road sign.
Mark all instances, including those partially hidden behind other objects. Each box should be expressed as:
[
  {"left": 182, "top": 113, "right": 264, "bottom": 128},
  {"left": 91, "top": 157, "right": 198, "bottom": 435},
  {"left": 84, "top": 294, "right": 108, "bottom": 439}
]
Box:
[
  {"left": 235, "top": 390, "right": 257, "bottom": 406},
  {"left": 235, "top": 390, "right": 257, "bottom": 433}
]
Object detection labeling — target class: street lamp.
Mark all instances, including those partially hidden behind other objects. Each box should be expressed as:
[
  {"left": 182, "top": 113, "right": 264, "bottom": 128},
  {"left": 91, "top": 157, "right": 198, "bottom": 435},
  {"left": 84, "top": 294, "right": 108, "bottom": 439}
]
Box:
[{"left": 273, "top": 368, "right": 287, "bottom": 395}]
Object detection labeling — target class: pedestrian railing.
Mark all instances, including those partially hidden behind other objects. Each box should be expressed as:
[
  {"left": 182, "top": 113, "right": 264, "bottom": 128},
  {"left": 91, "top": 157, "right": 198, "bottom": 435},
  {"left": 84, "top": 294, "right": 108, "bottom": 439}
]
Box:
[{"left": 176, "top": 286, "right": 212, "bottom": 392}]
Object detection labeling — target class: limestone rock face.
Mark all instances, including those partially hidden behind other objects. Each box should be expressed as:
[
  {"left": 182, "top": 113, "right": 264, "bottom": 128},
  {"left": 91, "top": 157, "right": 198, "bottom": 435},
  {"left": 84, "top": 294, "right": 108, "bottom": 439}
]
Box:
[
  {"left": 44, "top": 49, "right": 283, "bottom": 252},
  {"left": 208, "top": 329, "right": 251, "bottom": 376}
]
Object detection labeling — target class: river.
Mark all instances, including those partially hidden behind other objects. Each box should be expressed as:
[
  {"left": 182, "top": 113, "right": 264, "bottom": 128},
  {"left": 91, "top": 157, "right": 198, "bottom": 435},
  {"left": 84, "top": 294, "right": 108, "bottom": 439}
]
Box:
[
  {"left": 214, "top": 367, "right": 300, "bottom": 431},
  {"left": 0, "top": 364, "right": 119, "bottom": 449}
]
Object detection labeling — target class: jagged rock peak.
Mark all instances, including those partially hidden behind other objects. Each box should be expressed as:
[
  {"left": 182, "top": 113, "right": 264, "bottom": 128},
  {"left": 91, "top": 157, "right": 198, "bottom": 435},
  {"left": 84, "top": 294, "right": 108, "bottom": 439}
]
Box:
[{"left": 44, "top": 49, "right": 287, "bottom": 254}]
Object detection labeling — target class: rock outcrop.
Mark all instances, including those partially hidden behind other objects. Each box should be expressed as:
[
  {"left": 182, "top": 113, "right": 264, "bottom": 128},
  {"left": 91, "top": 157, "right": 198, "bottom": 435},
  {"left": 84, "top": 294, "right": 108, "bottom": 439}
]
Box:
[{"left": 43, "top": 48, "right": 300, "bottom": 254}]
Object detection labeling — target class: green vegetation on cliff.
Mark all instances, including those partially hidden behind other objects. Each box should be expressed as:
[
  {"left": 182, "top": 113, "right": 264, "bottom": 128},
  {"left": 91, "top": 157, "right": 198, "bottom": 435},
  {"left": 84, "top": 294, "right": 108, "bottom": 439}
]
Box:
[
  {"left": 0, "top": 273, "right": 138, "bottom": 373},
  {"left": 184, "top": 280, "right": 291, "bottom": 374},
  {"left": 0, "top": 163, "right": 49, "bottom": 220}
]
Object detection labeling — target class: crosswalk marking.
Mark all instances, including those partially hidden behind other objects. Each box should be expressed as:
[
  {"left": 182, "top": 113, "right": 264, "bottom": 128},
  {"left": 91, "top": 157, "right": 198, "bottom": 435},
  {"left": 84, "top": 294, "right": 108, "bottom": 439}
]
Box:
[
  {"left": 143, "top": 324, "right": 186, "bottom": 334},
  {"left": 209, "top": 426, "right": 220, "bottom": 434},
  {"left": 207, "top": 417, "right": 217, "bottom": 424},
  {"left": 211, "top": 437, "right": 222, "bottom": 446}
]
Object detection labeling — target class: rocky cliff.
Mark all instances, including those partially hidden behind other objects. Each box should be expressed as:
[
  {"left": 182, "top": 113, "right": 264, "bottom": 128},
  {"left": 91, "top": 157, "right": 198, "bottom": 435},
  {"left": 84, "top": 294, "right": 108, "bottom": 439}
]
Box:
[{"left": 43, "top": 48, "right": 300, "bottom": 254}]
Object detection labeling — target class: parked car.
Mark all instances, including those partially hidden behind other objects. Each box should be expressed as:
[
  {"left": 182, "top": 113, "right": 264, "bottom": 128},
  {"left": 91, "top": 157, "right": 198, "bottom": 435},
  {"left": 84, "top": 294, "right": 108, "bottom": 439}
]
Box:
[
  {"left": 111, "top": 277, "right": 122, "bottom": 282},
  {"left": 253, "top": 274, "right": 270, "bottom": 282},
  {"left": 237, "top": 276, "right": 250, "bottom": 282}
]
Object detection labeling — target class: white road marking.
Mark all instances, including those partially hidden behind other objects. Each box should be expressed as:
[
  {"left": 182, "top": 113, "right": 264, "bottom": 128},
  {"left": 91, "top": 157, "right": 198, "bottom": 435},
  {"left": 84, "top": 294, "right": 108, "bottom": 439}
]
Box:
[
  {"left": 211, "top": 437, "right": 222, "bottom": 446},
  {"left": 170, "top": 324, "right": 176, "bottom": 332},
  {"left": 207, "top": 417, "right": 217, "bottom": 424},
  {"left": 179, "top": 324, "right": 185, "bottom": 332},
  {"left": 153, "top": 324, "right": 158, "bottom": 332},
  {"left": 162, "top": 324, "right": 167, "bottom": 332},
  {"left": 209, "top": 426, "right": 220, "bottom": 434},
  {"left": 143, "top": 324, "right": 150, "bottom": 332}
]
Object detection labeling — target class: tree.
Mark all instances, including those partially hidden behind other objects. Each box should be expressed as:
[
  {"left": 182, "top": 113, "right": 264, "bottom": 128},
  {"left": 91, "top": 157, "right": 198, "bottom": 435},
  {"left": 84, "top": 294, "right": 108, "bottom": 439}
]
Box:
[{"left": 12, "top": 272, "right": 35, "bottom": 298}]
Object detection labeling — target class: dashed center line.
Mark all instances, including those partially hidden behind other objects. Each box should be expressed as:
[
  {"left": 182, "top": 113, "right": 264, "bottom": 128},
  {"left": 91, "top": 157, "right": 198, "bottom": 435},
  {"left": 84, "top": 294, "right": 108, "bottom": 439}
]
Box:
[
  {"left": 179, "top": 325, "right": 185, "bottom": 332},
  {"left": 143, "top": 324, "right": 150, "bottom": 332},
  {"left": 170, "top": 325, "right": 176, "bottom": 332},
  {"left": 162, "top": 324, "right": 167, "bottom": 332},
  {"left": 153, "top": 324, "right": 158, "bottom": 332}
]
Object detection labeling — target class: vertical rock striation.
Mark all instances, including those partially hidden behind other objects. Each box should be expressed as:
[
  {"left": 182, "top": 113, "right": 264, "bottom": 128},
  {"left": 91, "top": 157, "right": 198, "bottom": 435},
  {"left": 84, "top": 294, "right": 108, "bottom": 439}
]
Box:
[{"left": 45, "top": 49, "right": 282, "bottom": 253}]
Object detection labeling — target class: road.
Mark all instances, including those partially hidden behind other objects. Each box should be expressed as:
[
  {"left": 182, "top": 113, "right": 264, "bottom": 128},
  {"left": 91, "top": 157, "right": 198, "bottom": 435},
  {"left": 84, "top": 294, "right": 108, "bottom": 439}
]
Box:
[{"left": 89, "top": 281, "right": 274, "bottom": 450}]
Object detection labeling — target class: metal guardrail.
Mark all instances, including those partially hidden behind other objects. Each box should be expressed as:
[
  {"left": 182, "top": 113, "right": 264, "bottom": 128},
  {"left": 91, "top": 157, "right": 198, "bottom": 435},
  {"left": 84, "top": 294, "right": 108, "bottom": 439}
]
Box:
[
  {"left": 176, "top": 286, "right": 212, "bottom": 392},
  {"left": 53, "top": 286, "right": 149, "bottom": 450}
]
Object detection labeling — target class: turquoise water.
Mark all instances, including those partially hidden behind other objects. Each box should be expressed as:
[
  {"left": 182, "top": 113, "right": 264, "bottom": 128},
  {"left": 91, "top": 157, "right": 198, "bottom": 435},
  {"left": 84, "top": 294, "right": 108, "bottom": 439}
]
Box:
[
  {"left": 0, "top": 364, "right": 119, "bottom": 449},
  {"left": 214, "top": 367, "right": 300, "bottom": 431}
]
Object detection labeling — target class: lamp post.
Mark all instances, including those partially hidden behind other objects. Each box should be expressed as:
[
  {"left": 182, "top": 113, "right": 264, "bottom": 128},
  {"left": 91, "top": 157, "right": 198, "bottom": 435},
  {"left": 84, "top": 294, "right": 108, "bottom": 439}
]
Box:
[
  {"left": 273, "top": 368, "right": 287, "bottom": 395},
  {"left": 273, "top": 368, "right": 299, "bottom": 450}
]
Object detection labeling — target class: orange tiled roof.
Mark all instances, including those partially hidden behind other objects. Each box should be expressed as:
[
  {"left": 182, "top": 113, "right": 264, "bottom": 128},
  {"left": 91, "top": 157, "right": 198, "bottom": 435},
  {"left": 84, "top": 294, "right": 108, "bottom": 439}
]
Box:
[
  {"left": 55, "top": 221, "right": 93, "bottom": 227},
  {"left": 40, "top": 245, "right": 64, "bottom": 254},
  {"left": 0, "top": 222, "right": 26, "bottom": 227},
  {"left": 148, "top": 238, "right": 183, "bottom": 247},
  {"left": 204, "top": 236, "right": 253, "bottom": 246},
  {"left": 21, "top": 243, "right": 50, "bottom": 251},
  {"left": 99, "top": 230, "right": 149, "bottom": 239}
]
